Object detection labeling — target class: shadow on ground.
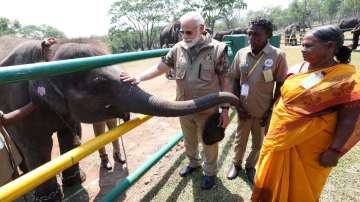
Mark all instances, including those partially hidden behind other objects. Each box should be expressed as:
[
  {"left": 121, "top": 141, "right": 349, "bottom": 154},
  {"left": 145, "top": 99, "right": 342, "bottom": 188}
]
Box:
[
  {"left": 93, "top": 163, "right": 129, "bottom": 201},
  {"left": 139, "top": 127, "right": 245, "bottom": 202}
]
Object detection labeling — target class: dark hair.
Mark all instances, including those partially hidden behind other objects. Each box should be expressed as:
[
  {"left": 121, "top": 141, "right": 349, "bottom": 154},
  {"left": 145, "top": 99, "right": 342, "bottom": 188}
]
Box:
[
  {"left": 310, "top": 25, "right": 352, "bottom": 64},
  {"left": 249, "top": 17, "right": 273, "bottom": 38}
]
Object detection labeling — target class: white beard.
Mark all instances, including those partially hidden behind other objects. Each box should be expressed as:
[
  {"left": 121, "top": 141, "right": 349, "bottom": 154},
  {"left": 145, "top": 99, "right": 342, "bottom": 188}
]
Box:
[{"left": 183, "top": 37, "right": 200, "bottom": 48}]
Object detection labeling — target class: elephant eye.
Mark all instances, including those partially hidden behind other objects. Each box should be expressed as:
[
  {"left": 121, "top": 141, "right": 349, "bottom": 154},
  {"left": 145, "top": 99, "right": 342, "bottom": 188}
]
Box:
[{"left": 93, "top": 76, "right": 108, "bottom": 82}]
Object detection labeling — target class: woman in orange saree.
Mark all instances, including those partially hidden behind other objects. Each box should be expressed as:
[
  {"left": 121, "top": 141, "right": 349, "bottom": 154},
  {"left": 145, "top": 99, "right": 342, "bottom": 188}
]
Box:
[{"left": 252, "top": 25, "right": 360, "bottom": 202}]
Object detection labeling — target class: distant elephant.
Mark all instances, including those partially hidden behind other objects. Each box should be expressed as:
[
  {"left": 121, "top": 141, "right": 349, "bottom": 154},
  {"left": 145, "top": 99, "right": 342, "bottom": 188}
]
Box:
[
  {"left": 231, "top": 27, "right": 247, "bottom": 35},
  {"left": 213, "top": 28, "right": 247, "bottom": 41},
  {"left": 339, "top": 17, "right": 360, "bottom": 29},
  {"left": 351, "top": 23, "right": 360, "bottom": 50},
  {"left": 284, "top": 23, "right": 301, "bottom": 33},
  {"left": 284, "top": 23, "right": 308, "bottom": 46},
  {"left": 339, "top": 17, "right": 360, "bottom": 50},
  {"left": 0, "top": 36, "right": 240, "bottom": 201},
  {"left": 160, "top": 21, "right": 181, "bottom": 48}
]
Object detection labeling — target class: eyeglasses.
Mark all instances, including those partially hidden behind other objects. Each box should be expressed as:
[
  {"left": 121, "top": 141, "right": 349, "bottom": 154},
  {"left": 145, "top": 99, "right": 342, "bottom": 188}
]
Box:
[
  {"left": 179, "top": 26, "right": 199, "bottom": 35},
  {"left": 179, "top": 30, "right": 194, "bottom": 35}
]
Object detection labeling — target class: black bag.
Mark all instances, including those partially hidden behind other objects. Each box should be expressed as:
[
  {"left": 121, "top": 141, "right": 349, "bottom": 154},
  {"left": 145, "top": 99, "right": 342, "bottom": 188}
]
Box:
[{"left": 202, "top": 112, "right": 225, "bottom": 145}]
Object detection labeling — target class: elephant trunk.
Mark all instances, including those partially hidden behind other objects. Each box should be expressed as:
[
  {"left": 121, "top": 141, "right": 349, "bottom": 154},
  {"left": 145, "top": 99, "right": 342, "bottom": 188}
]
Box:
[{"left": 120, "top": 85, "right": 240, "bottom": 117}]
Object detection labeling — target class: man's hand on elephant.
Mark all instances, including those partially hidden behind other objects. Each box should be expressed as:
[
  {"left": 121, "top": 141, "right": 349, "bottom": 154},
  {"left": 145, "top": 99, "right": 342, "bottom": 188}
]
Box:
[
  {"left": 120, "top": 72, "right": 141, "bottom": 85},
  {"left": 218, "top": 110, "right": 230, "bottom": 128}
]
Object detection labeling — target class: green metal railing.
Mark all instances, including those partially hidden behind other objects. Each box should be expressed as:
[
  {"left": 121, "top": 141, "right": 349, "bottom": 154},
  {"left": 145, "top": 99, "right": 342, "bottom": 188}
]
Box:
[
  {"left": 100, "top": 132, "right": 184, "bottom": 202},
  {"left": 0, "top": 48, "right": 169, "bottom": 84}
]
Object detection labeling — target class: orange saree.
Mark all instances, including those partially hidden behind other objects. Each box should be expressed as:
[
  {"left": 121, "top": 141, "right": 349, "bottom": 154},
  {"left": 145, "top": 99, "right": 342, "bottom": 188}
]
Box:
[{"left": 252, "top": 64, "right": 360, "bottom": 202}]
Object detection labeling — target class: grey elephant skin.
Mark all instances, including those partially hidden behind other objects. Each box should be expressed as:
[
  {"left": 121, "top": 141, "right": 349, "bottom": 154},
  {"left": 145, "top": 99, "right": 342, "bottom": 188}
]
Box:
[
  {"left": 0, "top": 36, "right": 240, "bottom": 201},
  {"left": 339, "top": 17, "right": 360, "bottom": 50}
]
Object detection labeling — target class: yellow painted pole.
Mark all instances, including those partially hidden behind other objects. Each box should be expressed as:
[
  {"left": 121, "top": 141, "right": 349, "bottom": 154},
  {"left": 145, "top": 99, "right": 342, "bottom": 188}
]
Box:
[{"left": 0, "top": 115, "right": 151, "bottom": 202}]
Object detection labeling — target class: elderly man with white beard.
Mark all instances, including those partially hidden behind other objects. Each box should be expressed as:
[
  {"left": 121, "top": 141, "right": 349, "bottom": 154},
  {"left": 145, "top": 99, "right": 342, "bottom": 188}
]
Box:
[{"left": 120, "top": 11, "right": 231, "bottom": 189}]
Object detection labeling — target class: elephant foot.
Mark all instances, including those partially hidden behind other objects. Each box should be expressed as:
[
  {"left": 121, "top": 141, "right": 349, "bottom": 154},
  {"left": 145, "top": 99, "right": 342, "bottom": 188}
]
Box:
[
  {"left": 33, "top": 186, "right": 63, "bottom": 202},
  {"left": 62, "top": 169, "right": 86, "bottom": 187}
]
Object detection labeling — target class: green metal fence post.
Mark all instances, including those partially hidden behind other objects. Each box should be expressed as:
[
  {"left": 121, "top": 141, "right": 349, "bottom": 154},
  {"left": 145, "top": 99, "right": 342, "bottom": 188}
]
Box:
[
  {"left": 223, "top": 34, "right": 248, "bottom": 62},
  {"left": 269, "top": 34, "right": 281, "bottom": 48},
  {"left": 100, "top": 132, "right": 184, "bottom": 202}
]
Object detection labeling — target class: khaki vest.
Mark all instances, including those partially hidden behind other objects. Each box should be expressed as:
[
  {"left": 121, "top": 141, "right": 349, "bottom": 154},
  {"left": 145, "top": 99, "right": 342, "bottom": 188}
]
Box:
[
  {"left": 234, "top": 44, "right": 285, "bottom": 118},
  {"left": 172, "top": 38, "right": 227, "bottom": 101}
]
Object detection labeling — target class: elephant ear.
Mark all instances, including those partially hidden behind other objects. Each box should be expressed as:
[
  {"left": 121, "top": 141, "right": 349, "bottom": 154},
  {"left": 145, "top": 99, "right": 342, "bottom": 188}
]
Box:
[{"left": 29, "top": 79, "right": 69, "bottom": 116}]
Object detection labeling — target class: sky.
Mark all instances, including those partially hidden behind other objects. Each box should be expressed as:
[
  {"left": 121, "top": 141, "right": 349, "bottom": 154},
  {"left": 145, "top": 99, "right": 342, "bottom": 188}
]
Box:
[{"left": 0, "top": 0, "right": 290, "bottom": 38}]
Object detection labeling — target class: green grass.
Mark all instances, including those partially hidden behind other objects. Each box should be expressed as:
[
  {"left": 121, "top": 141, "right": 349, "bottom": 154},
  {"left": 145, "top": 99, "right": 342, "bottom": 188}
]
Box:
[{"left": 137, "top": 48, "right": 360, "bottom": 202}]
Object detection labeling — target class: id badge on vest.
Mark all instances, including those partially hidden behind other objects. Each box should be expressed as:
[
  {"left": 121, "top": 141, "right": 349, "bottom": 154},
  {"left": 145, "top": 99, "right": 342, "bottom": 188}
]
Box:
[
  {"left": 262, "top": 58, "right": 274, "bottom": 82},
  {"left": 240, "top": 63, "right": 250, "bottom": 97},
  {"left": 300, "top": 72, "right": 324, "bottom": 89},
  {"left": 241, "top": 83, "right": 250, "bottom": 97},
  {"left": 0, "top": 135, "right": 4, "bottom": 150}
]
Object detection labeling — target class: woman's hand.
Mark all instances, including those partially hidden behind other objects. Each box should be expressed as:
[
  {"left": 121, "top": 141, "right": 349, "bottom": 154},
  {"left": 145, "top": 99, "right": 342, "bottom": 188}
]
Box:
[
  {"left": 319, "top": 149, "right": 340, "bottom": 167},
  {"left": 120, "top": 72, "right": 141, "bottom": 85}
]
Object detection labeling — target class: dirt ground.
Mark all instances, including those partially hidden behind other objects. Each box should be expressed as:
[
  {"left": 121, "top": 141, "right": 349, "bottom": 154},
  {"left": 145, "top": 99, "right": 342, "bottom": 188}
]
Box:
[{"left": 45, "top": 58, "right": 186, "bottom": 202}]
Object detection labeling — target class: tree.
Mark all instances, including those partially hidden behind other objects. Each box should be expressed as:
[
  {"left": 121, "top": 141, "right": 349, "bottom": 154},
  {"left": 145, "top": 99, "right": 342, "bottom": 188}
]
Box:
[
  {"left": 267, "top": 6, "right": 291, "bottom": 29},
  {"left": 183, "top": 0, "right": 247, "bottom": 32},
  {"left": 221, "top": 1, "right": 247, "bottom": 29},
  {"left": 0, "top": 17, "right": 21, "bottom": 36},
  {"left": 108, "top": 27, "right": 148, "bottom": 53},
  {"left": 322, "top": 0, "right": 342, "bottom": 23},
  {"left": 109, "top": 0, "right": 170, "bottom": 50},
  {"left": 39, "top": 25, "right": 66, "bottom": 39},
  {"left": 339, "top": 0, "right": 360, "bottom": 18},
  {"left": 308, "top": 0, "right": 325, "bottom": 25},
  {"left": 18, "top": 24, "right": 65, "bottom": 40},
  {"left": 242, "top": 6, "right": 291, "bottom": 30},
  {"left": 288, "top": 0, "right": 311, "bottom": 28}
]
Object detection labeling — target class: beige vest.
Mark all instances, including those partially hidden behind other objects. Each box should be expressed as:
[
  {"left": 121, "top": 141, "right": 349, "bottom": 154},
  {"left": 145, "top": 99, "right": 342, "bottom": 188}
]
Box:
[
  {"left": 172, "top": 37, "right": 227, "bottom": 101},
  {"left": 235, "top": 44, "right": 285, "bottom": 118}
]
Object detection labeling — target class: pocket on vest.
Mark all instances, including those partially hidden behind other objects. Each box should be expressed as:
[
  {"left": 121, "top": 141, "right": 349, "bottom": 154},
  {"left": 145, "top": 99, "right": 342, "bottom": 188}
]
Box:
[
  {"left": 176, "top": 63, "right": 186, "bottom": 80},
  {"left": 199, "top": 63, "right": 214, "bottom": 81}
]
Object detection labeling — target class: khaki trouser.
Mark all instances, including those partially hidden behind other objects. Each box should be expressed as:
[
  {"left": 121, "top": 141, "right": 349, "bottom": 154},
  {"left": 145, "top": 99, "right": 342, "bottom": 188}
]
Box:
[
  {"left": 179, "top": 109, "right": 218, "bottom": 176},
  {"left": 93, "top": 119, "right": 120, "bottom": 156},
  {"left": 232, "top": 117, "right": 265, "bottom": 168}
]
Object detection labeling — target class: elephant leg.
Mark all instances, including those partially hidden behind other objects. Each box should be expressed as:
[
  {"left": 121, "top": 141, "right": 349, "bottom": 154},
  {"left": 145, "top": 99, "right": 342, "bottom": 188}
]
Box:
[
  {"left": 57, "top": 125, "right": 86, "bottom": 187},
  {"left": 353, "top": 32, "right": 359, "bottom": 50},
  {"left": 22, "top": 134, "right": 63, "bottom": 202}
]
